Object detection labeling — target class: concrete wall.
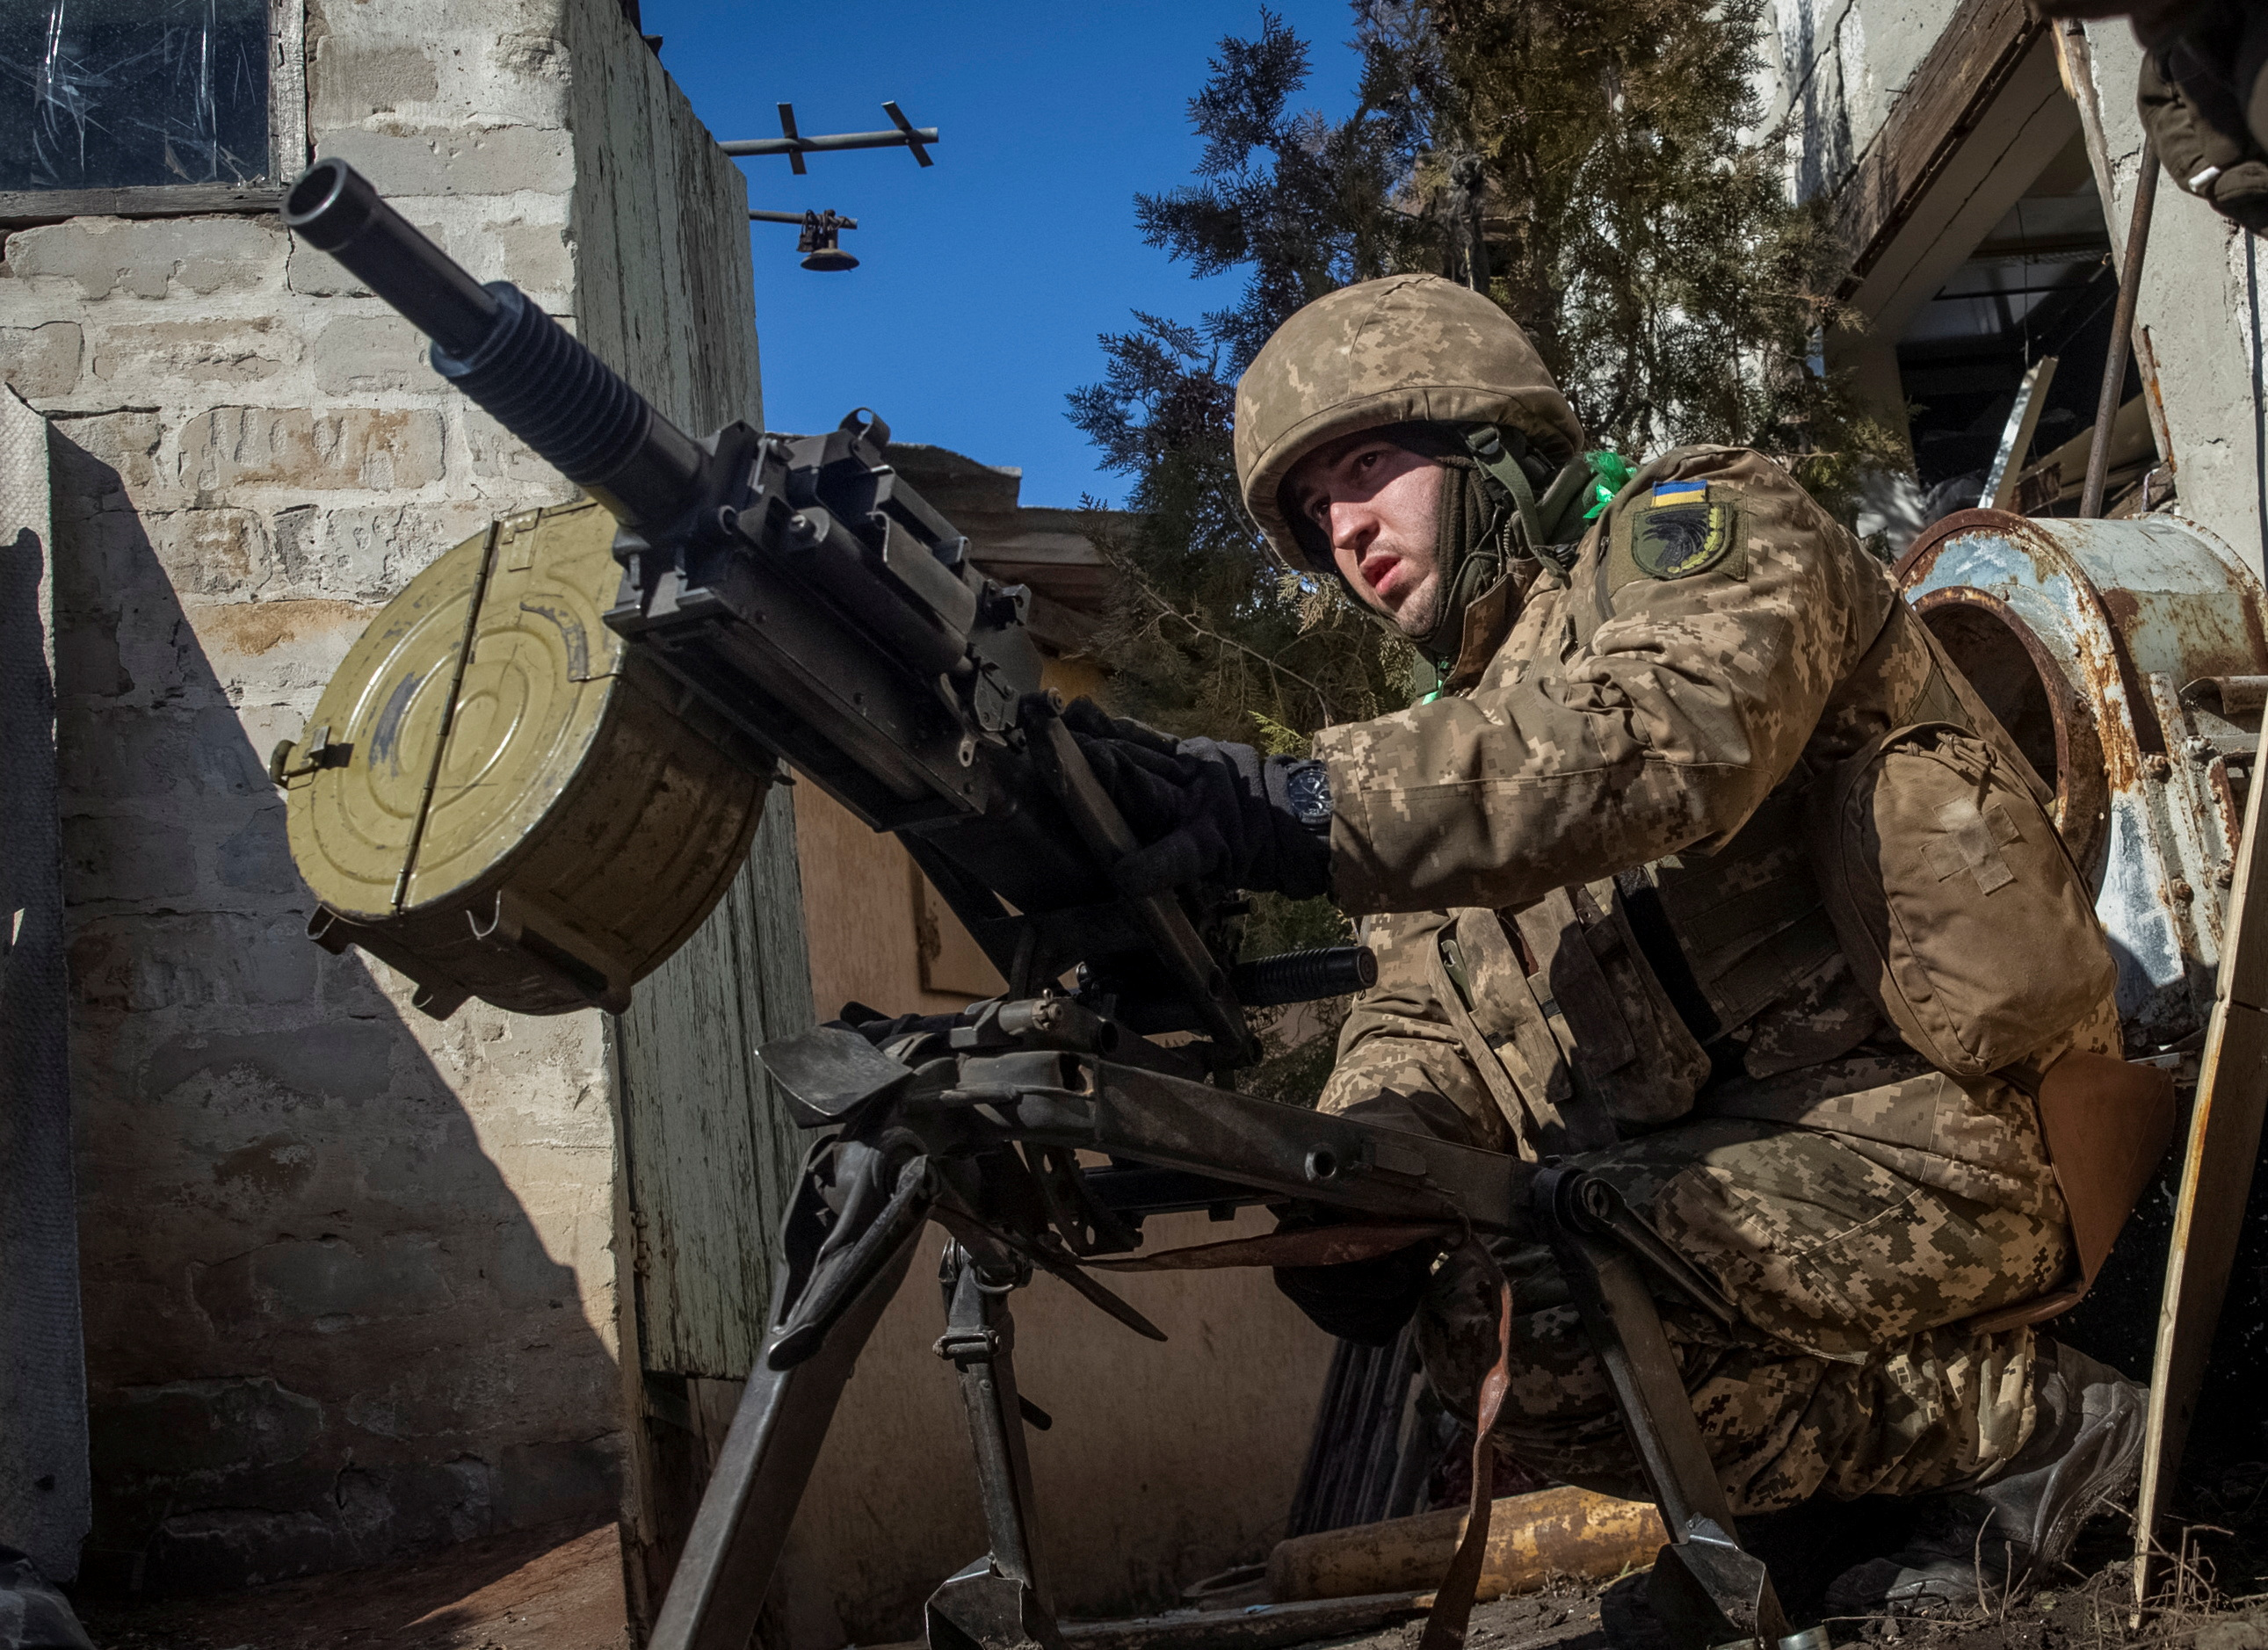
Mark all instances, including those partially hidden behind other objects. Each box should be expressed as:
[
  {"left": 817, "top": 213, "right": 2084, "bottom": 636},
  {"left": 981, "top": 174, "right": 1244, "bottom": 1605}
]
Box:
[
  {"left": 0, "top": 0, "right": 757, "bottom": 1592},
  {"left": 2073, "top": 21, "right": 2268, "bottom": 569},
  {"left": 1761, "top": 0, "right": 1962, "bottom": 203}
]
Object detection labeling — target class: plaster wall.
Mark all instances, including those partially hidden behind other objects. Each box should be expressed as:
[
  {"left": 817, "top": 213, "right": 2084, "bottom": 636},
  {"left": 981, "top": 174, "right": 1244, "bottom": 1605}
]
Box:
[
  {"left": 794, "top": 785, "right": 981, "bottom": 1024},
  {"left": 786, "top": 734, "right": 1340, "bottom": 1639},
  {"left": 1762, "top": 0, "right": 2268, "bottom": 572},
  {"left": 776, "top": 1207, "right": 1338, "bottom": 1647},
  {"left": 0, "top": 0, "right": 757, "bottom": 1591}
]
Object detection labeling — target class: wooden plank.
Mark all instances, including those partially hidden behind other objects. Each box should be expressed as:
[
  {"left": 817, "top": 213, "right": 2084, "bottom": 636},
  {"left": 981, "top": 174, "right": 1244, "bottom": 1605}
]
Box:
[
  {"left": 266, "top": 0, "right": 310, "bottom": 207},
  {"left": 570, "top": 12, "right": 802, "bottom": 1639},
  {"left": 1832, "top": 0, "right": 2042, "bottom": 294},
  {"left": 0, "top": 184, "right": 283, "bottom": 228},
  {"left": 2134, "top": 713, "right": 2268, "bottom": 1605},
  {"left": 618, "top": 799, "right": 815, "bottom": 1379},
  {"left": 585, "top": 0, "right": 798, "bottom": 1384},
  {"left": 1057, "top": 1594, "right": 1433, "bottom": 1650}
]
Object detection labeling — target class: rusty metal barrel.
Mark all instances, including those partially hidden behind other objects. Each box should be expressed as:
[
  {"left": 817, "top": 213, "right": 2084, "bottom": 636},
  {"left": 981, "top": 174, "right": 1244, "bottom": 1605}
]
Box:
[
  {"left": 276, "top": 498, "right": 772, "bottom": 1019},
  {"left": 1896, "top": 508, "right": 2268, "bottom": 1046}
]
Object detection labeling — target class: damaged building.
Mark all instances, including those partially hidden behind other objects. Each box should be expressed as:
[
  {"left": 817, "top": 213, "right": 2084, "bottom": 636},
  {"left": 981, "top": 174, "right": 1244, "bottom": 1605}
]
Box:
[
  {"left": 6, "top": 0, "right": 2268, "bottom": 1646},
  {"left": 0, "top": 0, "right": 1334, "bottom": 1640}
]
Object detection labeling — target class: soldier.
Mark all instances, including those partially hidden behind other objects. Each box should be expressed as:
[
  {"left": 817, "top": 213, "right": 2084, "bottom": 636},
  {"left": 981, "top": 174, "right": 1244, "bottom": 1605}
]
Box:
[
  {"left": 1068, "top": 273, "right": 2150, "bottom": 1615},
  {"left": 2032, "top": 0, "right": 2268, "bottom": 230}
]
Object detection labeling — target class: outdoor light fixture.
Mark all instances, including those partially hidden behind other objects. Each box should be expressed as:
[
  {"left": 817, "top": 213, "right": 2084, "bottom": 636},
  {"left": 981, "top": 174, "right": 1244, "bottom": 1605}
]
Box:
[
  {"left": 748, "top": 208, "right": 860, "bottom": 272},
  {"left": 727, "top": 99, "right": 933, "bottom": 273}
]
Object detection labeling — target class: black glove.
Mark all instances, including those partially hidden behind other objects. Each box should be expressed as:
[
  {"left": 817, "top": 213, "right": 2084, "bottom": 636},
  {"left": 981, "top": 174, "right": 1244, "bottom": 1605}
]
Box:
[
  {"left": 1061, "top": 699, "right": 1334, "bottom": 901},
  {"left": 1272, "top": 1225, "right": 1443, "bottom": 1346}
]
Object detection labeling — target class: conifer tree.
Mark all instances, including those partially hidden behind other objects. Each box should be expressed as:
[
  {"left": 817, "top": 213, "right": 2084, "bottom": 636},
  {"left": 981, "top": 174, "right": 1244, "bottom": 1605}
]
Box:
[
  {"left": 1069, "top": 11, "right": 1431, "bottom": 1091},
  {"left": 1423, "top": 0, "right": 1905, "bottom": 499},
  {"left": 1068, "top": 9, "right": 1430, "bottom": 755},
  {"left": 1071, "top": 4, "right": 1900, "bottom": 760}
]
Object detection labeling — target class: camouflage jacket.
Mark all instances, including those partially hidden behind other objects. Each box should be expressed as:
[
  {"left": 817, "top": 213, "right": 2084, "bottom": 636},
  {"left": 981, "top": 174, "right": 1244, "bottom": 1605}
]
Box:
[{"left": 1312, "top": 445, "right": 2083, "bottom": 1214}]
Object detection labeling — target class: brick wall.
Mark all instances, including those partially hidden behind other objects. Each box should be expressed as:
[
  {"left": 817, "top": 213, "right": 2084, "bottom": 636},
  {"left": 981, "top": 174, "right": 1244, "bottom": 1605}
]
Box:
[{"left": 0, "top": 0, "right": 757, "bottom": 1591}]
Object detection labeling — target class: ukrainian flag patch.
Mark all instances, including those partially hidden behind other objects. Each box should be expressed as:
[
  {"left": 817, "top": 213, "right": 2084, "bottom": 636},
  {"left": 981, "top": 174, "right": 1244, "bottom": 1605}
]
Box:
[{"left": 1630, "top": 482, "right": 1740, "bottom": 579}]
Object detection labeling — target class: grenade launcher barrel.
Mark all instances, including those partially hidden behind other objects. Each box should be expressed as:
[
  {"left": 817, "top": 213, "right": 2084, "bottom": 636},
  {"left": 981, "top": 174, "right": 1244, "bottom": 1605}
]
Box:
[
  {"left": 285, "top": 157, "right": 709, "bottom": 529},
  {"left": 280, "top": 160, "right": 1382, "bottom": 1061}
]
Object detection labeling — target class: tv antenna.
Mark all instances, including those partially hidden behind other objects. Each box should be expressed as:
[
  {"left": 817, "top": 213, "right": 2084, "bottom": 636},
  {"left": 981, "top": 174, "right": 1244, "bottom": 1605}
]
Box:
[{"left": 722, "top": 101, "right": 938, "bottom": 172}]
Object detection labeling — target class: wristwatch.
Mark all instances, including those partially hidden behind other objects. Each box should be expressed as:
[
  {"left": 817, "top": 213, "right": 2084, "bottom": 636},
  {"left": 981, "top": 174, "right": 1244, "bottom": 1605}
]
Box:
[{"left": 1283, "top": 759, "right": 1334, "bottom": 831}]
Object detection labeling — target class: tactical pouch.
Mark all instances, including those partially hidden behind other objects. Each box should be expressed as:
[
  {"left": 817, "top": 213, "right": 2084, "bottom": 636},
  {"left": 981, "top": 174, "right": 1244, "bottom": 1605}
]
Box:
[
  {"left": 1808, "top": 722, "right": 2116, "bottom": 1078},
  {"left": 1511, "top": 887, "right": 1711, "bottom": 1132}
]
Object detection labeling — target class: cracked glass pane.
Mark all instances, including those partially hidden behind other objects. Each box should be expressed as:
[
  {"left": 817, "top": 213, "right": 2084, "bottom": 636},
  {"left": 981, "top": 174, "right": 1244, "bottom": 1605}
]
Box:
[{"left": 0, "top": 0, "right": 270, "bottom": 192}]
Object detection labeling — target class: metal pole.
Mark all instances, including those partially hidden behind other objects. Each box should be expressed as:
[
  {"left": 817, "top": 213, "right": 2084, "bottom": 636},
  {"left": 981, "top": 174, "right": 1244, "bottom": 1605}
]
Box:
[
  {"left": 1982, "top": 355, "right": 2060, "bottom": 511},
  {"left": 721, "top": 103, "right": 936, "bottom": 167},
  {"left": 925, "top": 1247, "right": 1070, "bottom": 1650},
  {"left": 2083, "top": 137, "right": 2160, "bottom": 518},
  {"left": 747, "top": 210, "right": 857, "bottom": 228},
  {"left": 721, "top": 129, "right": 938, "bottom": 157}
]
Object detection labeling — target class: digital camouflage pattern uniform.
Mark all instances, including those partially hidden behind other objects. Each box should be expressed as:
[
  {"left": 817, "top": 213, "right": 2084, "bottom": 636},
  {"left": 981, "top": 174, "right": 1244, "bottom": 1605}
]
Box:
[{"left": 1235, "top": 275, "right": 2117, "bottom": 1515}]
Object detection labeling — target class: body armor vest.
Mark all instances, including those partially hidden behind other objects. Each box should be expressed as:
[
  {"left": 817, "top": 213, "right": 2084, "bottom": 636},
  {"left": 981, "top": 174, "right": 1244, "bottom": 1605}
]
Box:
[{"left": 1545, "top": 583, "right": 1982, "bottom": 1096}]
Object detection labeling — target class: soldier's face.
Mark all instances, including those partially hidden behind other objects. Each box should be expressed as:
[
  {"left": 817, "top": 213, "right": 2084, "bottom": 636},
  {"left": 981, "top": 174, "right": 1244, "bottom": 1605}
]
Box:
[{"left": 1286, "top": 434, "right": 1443, "bottom": 639}]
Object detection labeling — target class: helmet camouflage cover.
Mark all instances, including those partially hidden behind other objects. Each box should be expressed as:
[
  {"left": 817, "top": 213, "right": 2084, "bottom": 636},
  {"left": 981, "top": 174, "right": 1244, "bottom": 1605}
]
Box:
[{"left": 1234, "top": 273, "right": 1584, "bottom": 569}]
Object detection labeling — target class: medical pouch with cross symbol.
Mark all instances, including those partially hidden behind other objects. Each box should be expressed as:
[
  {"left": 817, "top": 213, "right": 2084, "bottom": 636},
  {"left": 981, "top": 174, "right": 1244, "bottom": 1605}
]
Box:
[{"left": 1806, "top": 720, "right": 2116, "bottom": 1078}]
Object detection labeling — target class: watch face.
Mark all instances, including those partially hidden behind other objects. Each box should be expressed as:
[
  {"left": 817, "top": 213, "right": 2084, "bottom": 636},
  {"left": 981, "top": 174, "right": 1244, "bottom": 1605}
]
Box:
[{"left": 1286, "top": 762, "right": 1333, "bottom": 828}]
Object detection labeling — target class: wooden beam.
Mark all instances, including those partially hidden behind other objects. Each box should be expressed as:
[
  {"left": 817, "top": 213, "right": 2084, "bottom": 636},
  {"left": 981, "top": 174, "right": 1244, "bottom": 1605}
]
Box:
[
  {"left": 1832, "top": 0, "right": 2045, "bottom": 295},
  {"left": 0, "top": 183, "right": 283, "bottom": 229},
  {"left": 2134, "top": 715, "right": 2268, "bottom": 1608}
]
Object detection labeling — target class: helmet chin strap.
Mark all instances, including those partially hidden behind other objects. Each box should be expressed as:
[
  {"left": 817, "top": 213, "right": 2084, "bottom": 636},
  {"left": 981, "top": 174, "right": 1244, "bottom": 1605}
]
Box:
[
  {"left": 1463, "top": 424, "right": 1549, "bottom": 554},
  {"left": 1408, "top": 436, "right": 1605, "bottom": 669},
  {"left": 1465, "top": 426, "right": 1598, "bottom": 565}
]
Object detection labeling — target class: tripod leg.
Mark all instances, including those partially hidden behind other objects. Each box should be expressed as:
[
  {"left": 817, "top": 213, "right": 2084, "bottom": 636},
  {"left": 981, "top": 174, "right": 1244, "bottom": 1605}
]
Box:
[
  {"left": 925, "top": 1246, "right": 1069, "bottom": 1650},
  {"left": 648, "top": 1212, "right": 927, "bottom": 1650},
  {"left": 1537, "top": 1171, "right": 1793, "bottom": 1650}
]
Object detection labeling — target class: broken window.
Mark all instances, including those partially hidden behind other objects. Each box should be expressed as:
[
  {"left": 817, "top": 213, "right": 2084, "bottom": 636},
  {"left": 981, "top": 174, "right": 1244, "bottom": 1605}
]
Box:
[
  {"left": 0, "top": 0, "right": 270, "bottom": 192},
  {"left": 1897, "top": 132, "right": 2145, "bottom": 519}
]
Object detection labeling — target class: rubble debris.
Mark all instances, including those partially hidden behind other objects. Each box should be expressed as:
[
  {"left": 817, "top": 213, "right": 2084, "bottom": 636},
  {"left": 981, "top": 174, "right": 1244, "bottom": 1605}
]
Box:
[{"left": 0, "top": 1547, "right": 94, "bottom": 1650}]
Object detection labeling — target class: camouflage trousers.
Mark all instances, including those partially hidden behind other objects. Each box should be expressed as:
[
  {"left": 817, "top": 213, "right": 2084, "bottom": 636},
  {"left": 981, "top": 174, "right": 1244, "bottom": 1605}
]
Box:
[{"left": 1388, "top": 1113, "right": 2070, "bottom": 1514}]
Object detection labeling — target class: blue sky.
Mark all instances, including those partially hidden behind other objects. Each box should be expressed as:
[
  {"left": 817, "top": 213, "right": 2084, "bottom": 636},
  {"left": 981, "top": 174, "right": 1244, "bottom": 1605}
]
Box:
[{"left": 642, "top": 1, "right": 1368, "bottom": 507}]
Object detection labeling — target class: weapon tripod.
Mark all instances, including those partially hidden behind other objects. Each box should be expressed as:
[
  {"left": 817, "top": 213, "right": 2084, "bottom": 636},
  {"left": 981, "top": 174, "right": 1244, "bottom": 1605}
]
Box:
[{"left": 641, "top": 1001, "right": 1813, "bottom": 1650}]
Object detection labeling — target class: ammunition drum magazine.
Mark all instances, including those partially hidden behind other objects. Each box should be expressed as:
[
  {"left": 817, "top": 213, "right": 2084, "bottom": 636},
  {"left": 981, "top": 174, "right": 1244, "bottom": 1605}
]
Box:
[
  {"left": 277, "top": 158, "right": 1292, "bottom": 1059},
  {"left": 278, "top": 500, "right": 771, "bottom": 1019}
]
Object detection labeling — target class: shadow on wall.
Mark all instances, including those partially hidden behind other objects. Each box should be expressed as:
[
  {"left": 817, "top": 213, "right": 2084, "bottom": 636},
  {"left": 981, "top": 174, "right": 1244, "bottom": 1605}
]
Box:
[
  {"left": 1, "top": 495, "right": 91, "bottom": 1580},
  {"left": 47, "top": 424, "right": 621, "bottom": 1596}
]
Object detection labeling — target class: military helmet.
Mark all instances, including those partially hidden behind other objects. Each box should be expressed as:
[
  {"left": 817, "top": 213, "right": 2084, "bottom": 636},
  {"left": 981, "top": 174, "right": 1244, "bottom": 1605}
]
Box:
[{"left": 1234, "top": 273, "right": 1584, "bottom": 569}]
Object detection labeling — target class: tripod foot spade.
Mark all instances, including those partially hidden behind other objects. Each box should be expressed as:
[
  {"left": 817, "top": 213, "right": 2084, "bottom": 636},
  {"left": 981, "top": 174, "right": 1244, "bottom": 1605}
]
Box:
[
  {"left": 925, "top": 1557, "right": 1069, "bottom": 1650},
  {"left": 1647, "top": 1517, "right": 1794, "bottom": 1650}
]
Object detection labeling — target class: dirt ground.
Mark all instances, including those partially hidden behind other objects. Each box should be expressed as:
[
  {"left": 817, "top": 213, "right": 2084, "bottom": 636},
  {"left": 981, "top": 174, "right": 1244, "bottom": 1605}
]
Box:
[
  {"left": 62, "top": 1483, "right": 2268, "bottom": 1650},
  {"left": 73, "top": 1520, "right": 629, "bottom": 1650},
  {"left": 1314, "top": 1480, "right": 2268, "bottom": 1650}
]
